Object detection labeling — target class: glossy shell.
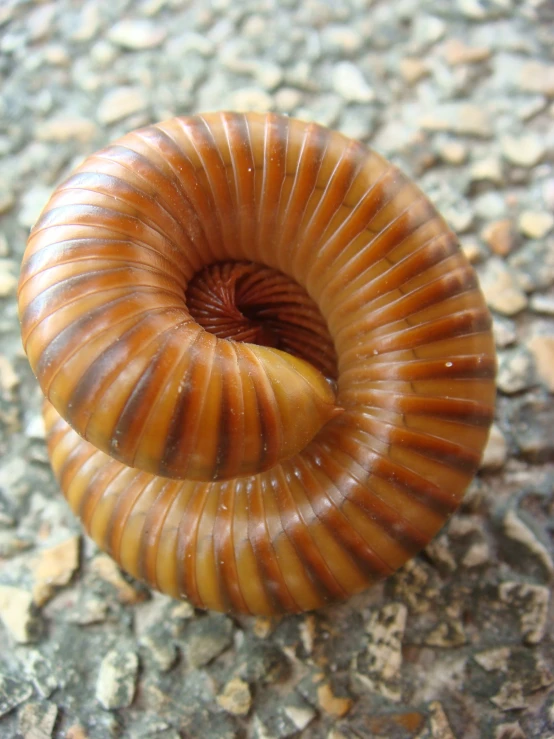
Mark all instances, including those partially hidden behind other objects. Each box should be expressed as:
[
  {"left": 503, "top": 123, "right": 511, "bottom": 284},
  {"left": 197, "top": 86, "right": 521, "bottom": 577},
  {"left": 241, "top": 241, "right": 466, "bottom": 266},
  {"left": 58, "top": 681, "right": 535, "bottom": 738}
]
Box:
[{"left": 18, "top": 112, "right": 496, "bottom": 615}]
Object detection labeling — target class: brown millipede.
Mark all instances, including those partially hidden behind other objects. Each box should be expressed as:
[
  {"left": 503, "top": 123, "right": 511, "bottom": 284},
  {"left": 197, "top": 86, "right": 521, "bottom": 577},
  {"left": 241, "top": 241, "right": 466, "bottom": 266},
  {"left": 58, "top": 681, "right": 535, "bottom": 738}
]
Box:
[{"left": 18, "top": 112, "right": 496, "bottom": 615}]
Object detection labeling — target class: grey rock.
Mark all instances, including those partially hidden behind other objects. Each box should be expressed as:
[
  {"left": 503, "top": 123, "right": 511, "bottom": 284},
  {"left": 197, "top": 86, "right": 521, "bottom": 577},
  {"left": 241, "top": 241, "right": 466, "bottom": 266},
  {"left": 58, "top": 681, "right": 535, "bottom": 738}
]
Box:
[
  {"left": 499, "top": 582, "right": 550, "bottom": 645},
  {"left": 97, "top": 87, "right": 149, "bottom": 125},
  {"left": 17, "top": 700, "right": 58, "bottom": 739},
  {"left": 496, "top": 348, "right": 535, "bottom": 394},
  {"left": 418, "top": 103, "right": 493, "bottom": 138},
  {"left": 492, "top": 316, "right": 517, "bottom": 348},
  {"left": 478, "top": 257, "right": 528, "bottom": 316},
  {"left": 183, "top": 614, "right": 234, "bottom": 668},
  {"left": 18, "top": 185, "right": 51, "bottom": 230},
  {"left": 96, "top": 647, "right": 139, "bottom": 710},
  {"left": 21, "top": 650, "right": 59, "bottom": 699},
  {"left": 0, "top": 674, "right": 33, "bottom": 718},
  {"left": 332, "top": 62, "right": 375, "bottom": 103},
  {"left": 254, "top": 691, "right": 316, "bottom": 739},
  {"left": 501, "top": 134, "right": 546, "bottom": 168},
  {"left": 108, "top": 19, "right": 166, "bottom": 50},
  {"left": 509, "top": 240, "right": 554, "bottom": 292}
]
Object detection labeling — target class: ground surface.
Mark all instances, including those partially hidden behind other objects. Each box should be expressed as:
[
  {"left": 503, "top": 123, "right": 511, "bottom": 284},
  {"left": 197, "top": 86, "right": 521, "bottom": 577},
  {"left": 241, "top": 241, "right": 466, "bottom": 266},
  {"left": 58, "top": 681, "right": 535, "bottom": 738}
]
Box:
[{"left": 0, "top": 0, "right": 553, "bottom": 738}]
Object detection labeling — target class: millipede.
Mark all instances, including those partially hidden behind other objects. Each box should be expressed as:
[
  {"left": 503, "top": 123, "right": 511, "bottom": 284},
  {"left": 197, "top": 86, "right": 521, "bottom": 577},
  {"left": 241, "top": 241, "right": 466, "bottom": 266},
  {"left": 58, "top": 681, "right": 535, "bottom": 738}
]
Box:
[{"left": 18, "top": 112, "right": 496, "bottom": 615}]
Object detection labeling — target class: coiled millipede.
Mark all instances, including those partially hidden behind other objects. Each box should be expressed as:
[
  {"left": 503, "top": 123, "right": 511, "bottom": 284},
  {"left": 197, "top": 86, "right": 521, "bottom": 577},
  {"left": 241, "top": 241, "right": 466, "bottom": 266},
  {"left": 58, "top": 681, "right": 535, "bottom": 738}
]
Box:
[{"left": 18, "top": 112, "right": 496, "bottom": 616}]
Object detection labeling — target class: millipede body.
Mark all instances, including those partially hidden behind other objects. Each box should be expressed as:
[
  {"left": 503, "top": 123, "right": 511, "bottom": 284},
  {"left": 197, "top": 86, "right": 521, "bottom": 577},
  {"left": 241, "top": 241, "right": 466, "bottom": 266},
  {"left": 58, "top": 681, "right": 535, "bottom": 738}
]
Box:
[{"left": 18, "top": 112, "right": 496, "bottom": 615}]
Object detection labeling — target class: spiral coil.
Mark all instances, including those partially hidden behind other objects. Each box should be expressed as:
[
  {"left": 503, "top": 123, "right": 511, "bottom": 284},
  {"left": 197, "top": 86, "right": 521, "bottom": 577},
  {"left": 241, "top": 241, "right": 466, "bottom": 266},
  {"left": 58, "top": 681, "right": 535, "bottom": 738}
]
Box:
[{"left": 18, "top": 113, "right": 496, "bottom": 615}]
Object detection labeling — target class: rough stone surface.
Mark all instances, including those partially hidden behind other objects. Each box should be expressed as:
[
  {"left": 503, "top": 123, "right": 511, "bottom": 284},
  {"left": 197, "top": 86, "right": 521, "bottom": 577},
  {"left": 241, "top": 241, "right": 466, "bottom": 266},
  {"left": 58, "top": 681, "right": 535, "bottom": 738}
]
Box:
[{"left": 0, "top": 2, "right": 553, "bottom": 738}]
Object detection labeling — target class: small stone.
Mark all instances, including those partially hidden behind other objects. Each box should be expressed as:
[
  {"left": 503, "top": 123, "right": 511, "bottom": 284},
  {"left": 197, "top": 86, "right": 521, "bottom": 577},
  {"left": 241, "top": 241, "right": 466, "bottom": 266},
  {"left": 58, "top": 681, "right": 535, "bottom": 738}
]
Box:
[
  {"left": 253, "top": 61, "right": 283, "bottom": 91},
  {"left": 25, "top": 414, "right": 46, "bottom": 440},
  {"left": 317, "top": 683, "right": 353, "bottom": 717},
  {"left": 36, "top": 117, "right": 97, "bottom": 143},
  {"left": 460, "top": 237, "right": 483, "bottom": 263},
  {"left": 495, "top": 723, "right": 527, "bottom": 739},
  {"left": 429, "top": 701, "right": 457, "bottom": 739},
  {"left": 527, "top": 335, "right": 554, "bottom": 392},
  {"left": 462, "top": 540, "right": 490, "bottom": 568},
  {"left": 22, "top": 651, "right": 58, "bottom": 699},
  {"left": 96, "top": 648, "right": 139, "bottom": 710},
  {"left": 71, "top": 2, "right": 100, "bottom": 42},
  {"left": 0, "top": 187, "right": 14, "bottom": 214},
  {"left": 140, "top": 633, "right": 177, "bottom": 672},
  {"left": 321, "top": 25, "right": 363, "bottom": 54},
  {"left": 480, "top": 424, "right": 508, "bottom": 469},
  {"left": 97, "top": 87, "right": 148, "bottom": 125},
  {"left": 518, "top": 59, "right": 554, "bottom": 97},
  {"left": 496, "top": 348, "right": 534, "bottom": 394},
  {"left": 283, "top": 704, "right": 315, "bottom": 731},
  {"left": 0, "top": 675, "right": 33, "bottom": 718},
  {"left": 503, "top": 510, "right": 554, "bottom": 577},
  {"left": 419, "top": 103, "right": 492, "bottom": 138},
  {"left": 479, "top": 258, "right": 527, "bottom": 316},
  {"left": 355, "top": 603, "right": 407, "bottom": 702},
  {"left": 108, "top": 19, "right": 166, "bottom": 50},
  {"left": 499, "top": 582, "right": 550, "bottom": 645},
  {"left": 274, "top": 88, "right": 303, "bottom": 113},
  {"left": 471, "top": 157, "right": 504, "bottom": 185},
  {"left": 18, "top": 185, "right": 51, "bottom": 229},
  {"left": 296, "top": 94, "right": 343, "bottom": 128},
  {"left": 474, "top": 647, "right": 511, "bottom": 673},
  {"left": 411, "top": 15, "right": 446, "bottom": 50},
  {"left": 332, "top": 62, "right": 375, "bottom": 103},
  {"left": 529, "top": 294, "right": 554, "bottom": 315},
  {"left": 183, "top": 614, "right": 234, "bottom": 668},
  {"left": 0, "top": 586, "right": 38, "bottom": 643},
  {"left": 518, "top": 211, "right": 554, "bottom": 240},
  {"left": 442, "top": 38, "right": 491, "bottom": 66},
  {"left": 509, "top": 240, "right": 554, "bottom": 292},
  {"left": 474, "top": 191, "right": 507, "bottom": 220},
  {"left": 17, "top": 700, "right": 58, "bottom": 739},
  {"left": 482, "top": 219, "right": 517, "bottom": 256},
  {"left": 90, "top": 554, "right": 147, "bottom": 604},
  {"left": 437, "top": 140, "right": 468, "bottom": 165},
  {"left": 217, "top": 677, "right": 252, "bottom": 716},
  {"left": 399, "top": 58, "right": 429, "bottom": 85},
  {"left": 0, "top": 262, "right": 17, "bottom": 297},
  {"left": 33, "top": 536, "right": 80, "bottom": 605},
  {"left": 501, "top": 134, "right": 545, "bottom": 168},
  {"left": 229, "top": 87, "right": 273, "bottom": 113},
  {"left": 0, "top": 355, "right": 18, "bottom": 395}
]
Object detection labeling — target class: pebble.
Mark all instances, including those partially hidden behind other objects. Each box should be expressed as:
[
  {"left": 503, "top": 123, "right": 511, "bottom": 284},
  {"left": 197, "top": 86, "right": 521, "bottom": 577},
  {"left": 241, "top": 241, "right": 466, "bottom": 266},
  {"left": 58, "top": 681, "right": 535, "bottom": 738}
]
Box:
[
  {"left": 509, "top": 240, "right": 554, "bottom": 292},
  {"left": 21, "top": 651, "right": 58, "bottom": 699},
  {"left": 411, "top": 15, "right": 446, "bottom": 50},
  {"left": 518, "top": 211, "right": 554, "bottom": 240},
  {"left": 108, "top": 19, "right": 166, "bottom": 50},
  {"left": 183, "top": 614, "right": 234, "bottom": 668},
  {"left": 478, "top": 257, "right": 528, "bottom": 316},
  {"left": 18, "top": 185, "right": 52, "bottom": 229},
  {"left": 503, "top": 510, "right": 554, "bottom": 578},
  {"left": 274, "top": 88, "right": 303, "bottom": 113},
  {"left": 501, "top": 134, "right": 546, "bottom": 168},
  {"left": 316, "top": 682, "right": 353, "bottom": 717},
  {"left": 0, "top": 259, "right": 17, "bottom": 297},
  {"left": 90, "top": 554, "right": 147, "bottom": 604},
  {"left": 355, "top": 603, "right": 407, "bottom": 702},
  {"left": 0, "top": 675, "right": 33, "bottom": 718},
  {"left": 17, "top": 700, "right": 58, "bottom": 739},
  {"left": 470, "top": 157, "right": 504, "bottom": 186},
  {"left": 419, "top": 103, "right": 493, "bottom": 138},
  {"left": 36, "top": 116, "right": 97, "bottom": 143},
  {"left": 437, "top": 140, "right": 468, "bottom": 165},
  {"left": 529, "top": 293, "right": 554, "bottom": 315},
  {"left": 442, "top": 38, "right": 491, "bottom": 66},
  {"left": 321, "top": 25, "right": 363, "bottom": 55},
  {"left": 474, "top": 191, "right": 507, "bottom": 220},
  {"left": 0, "top": 187, "right": 15, "bottom": 215},
  {"left": 496, "top": 348, "right": 535, "bottom": 394},
  {"left": 0, "top": 585, "right": 38, "bottom": 643},
  {"left": 481, "top": 219, "right": 517, "bottom": 256},
  {"left": 527, "top": 335, "right": 554, "bottom": 392},
  {"left": 499, "top": 582, "right": 550, "bottom": 645},
  {"left": 480, "top": 424, "right": 508, "bottom": 469},
  {"left": 332, "top": 62, "right": 375, "bottom": 103},
  {"left": 96, "top": 647, "right": 139, "bottom": 710},
  {"left": 399, "top": 57, "right": 429, "bottom": 85},
  {"left": 97, "top": 87, "right": 149, "bottom": 125},
  {"left": 217, "top": 677, "right": 252, "bottom": 716},
  {"left": 228, "top": 87, "right": 273, "bottom": 113},
  {"left": 32, "top": 535, "right": 80, "bottom": 606},
  {"left": 71, "top": 2, "right": 100, "bottom": 42}
]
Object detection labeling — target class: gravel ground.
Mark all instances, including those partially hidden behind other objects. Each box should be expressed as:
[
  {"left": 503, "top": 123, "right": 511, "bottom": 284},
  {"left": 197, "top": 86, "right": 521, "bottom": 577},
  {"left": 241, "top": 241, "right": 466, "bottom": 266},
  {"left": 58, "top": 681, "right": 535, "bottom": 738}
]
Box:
[{"left": 1, "top": 1, "right": 553, "bottom": 738}]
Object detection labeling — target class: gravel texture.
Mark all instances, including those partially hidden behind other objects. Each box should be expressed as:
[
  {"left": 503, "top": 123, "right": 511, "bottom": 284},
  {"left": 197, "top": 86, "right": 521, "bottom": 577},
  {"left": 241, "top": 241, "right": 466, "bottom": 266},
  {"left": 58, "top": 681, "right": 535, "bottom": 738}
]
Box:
[{"left": 0, "top": 1, "right": 553, "bottom": 738}]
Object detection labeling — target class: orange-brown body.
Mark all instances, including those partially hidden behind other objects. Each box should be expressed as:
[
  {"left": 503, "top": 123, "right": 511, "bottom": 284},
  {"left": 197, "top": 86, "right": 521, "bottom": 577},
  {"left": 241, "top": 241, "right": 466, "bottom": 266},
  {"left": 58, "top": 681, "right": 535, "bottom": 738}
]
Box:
[{"left": 18, "top": 113, "right": 496, "bottom": 615}]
